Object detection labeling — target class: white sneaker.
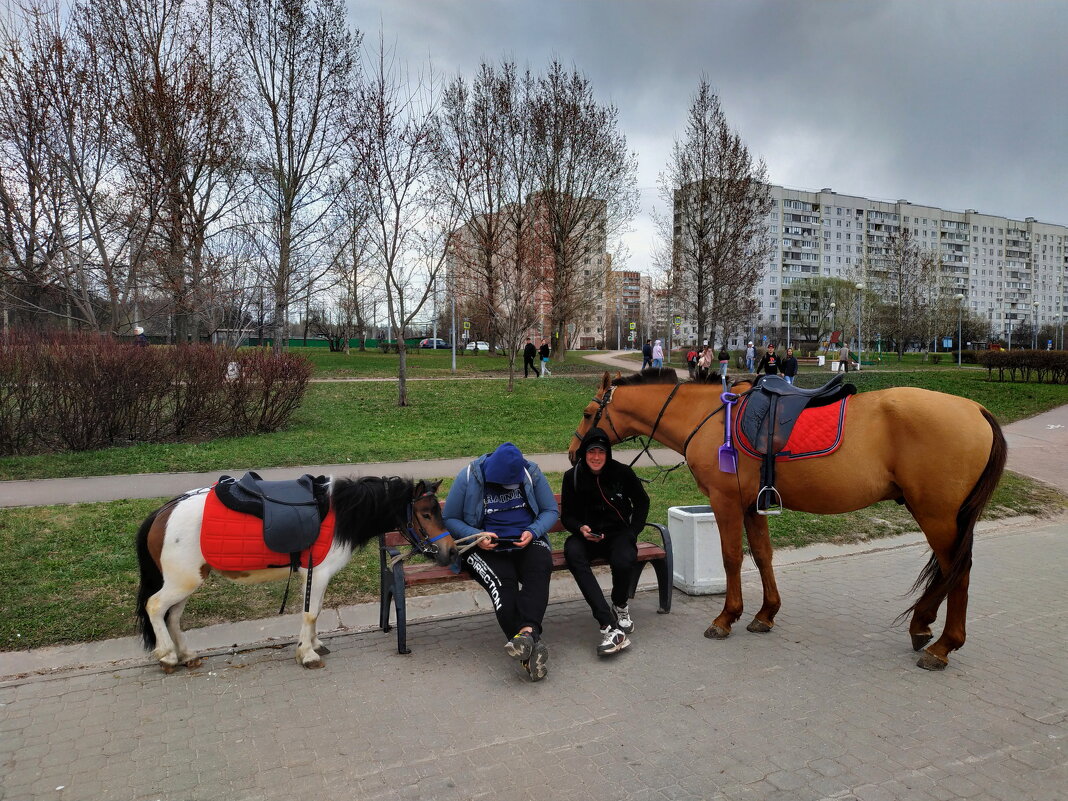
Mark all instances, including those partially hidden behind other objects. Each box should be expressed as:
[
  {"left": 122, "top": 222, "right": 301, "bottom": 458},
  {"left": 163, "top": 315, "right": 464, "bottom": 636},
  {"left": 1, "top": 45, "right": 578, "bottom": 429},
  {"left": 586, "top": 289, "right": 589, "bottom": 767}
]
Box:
[
  {"left": 614, "top": 605, "right": 634, "bottom": 634},
  {"left": 596, "top": 626, "right": 630, "bottom": 656}
]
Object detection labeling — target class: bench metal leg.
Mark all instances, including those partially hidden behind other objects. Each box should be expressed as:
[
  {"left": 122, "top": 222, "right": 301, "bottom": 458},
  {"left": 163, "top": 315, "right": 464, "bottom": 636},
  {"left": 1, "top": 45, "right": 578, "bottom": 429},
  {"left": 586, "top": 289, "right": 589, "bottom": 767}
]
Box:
[
  {"left": 389, "top": 563, "right": 410, "bottom": 654},
  {"left": 651, "top": 556, "right": 673, "bottom": 614}
]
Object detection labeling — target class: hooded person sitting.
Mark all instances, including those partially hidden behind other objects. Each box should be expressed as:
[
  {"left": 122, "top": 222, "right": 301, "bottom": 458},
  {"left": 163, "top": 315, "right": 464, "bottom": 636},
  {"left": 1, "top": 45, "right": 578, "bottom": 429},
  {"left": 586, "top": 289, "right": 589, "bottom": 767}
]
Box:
[
  {"left": 561, "top": 428, "right": 650, "bottom": 656},
  {"left": 443, "top": 442, "right": 559, "bottom": 681}
]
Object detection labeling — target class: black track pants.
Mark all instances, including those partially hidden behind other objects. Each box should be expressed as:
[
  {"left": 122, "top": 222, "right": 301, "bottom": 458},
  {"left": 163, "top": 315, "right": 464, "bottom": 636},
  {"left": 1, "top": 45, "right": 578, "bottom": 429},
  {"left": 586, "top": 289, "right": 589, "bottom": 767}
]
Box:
[
  {"left": 461, "top": 540, "right": 553, "bottom": 639},
  {"left": 564, "top": 532, "right": 638, "bottom": 629}
]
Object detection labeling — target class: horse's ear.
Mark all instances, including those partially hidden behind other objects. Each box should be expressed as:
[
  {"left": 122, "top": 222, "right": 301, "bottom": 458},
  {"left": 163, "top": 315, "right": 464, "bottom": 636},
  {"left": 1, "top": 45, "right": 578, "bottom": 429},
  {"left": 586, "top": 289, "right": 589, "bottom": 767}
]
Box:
[
  {"left": 413, "top": 479, "right": 426, "bottom": 497},
  {"left": 428, "top": 479, "right": 442, "bottom": 495},
  {"left": 600, "top": 371, "right": 611, "bottom": 391}
]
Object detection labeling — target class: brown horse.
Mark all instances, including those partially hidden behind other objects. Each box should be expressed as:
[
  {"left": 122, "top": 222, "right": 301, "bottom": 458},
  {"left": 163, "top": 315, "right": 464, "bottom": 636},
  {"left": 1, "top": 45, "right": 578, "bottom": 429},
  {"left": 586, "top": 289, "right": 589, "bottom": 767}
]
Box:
[{"left": 569, "top": 370, "right": 1007, "bottom": 670}]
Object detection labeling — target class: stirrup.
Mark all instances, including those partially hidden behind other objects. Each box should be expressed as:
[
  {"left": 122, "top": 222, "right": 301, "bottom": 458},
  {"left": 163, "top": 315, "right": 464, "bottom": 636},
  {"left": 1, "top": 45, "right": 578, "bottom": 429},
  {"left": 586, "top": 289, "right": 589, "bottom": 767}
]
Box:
[{"left": 756, "top": 486, "right": 783, "bottom": 516}]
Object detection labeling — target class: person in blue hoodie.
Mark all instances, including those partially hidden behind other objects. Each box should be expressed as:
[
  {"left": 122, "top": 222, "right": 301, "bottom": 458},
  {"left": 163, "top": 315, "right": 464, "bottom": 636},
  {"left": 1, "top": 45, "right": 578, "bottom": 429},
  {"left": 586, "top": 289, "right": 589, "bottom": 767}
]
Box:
[{"left": 443, "top": 442, "right": 559, "bottom": 681}]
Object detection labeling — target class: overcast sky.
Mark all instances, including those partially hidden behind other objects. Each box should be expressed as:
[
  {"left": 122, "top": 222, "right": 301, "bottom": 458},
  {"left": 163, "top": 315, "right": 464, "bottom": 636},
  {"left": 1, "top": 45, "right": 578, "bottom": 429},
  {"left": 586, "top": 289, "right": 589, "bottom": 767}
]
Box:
[{"left": 347, "top": 0, "right": 1068, "bottom": 273}]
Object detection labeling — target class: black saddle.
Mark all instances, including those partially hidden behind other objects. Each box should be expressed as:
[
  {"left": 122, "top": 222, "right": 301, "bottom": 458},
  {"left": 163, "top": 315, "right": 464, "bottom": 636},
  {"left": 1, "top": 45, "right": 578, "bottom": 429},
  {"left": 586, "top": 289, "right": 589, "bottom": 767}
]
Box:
[
  {"left": 214, "top": 471, "right": 331, "bottom": 556},
  {"left": 740, "top": 375, "right": 855, "bottom": 514}
]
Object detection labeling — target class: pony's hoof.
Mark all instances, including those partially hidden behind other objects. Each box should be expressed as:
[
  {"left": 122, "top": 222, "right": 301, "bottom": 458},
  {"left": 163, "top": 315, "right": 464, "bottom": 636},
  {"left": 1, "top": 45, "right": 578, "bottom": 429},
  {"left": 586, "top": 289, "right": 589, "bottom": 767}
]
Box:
[
  {"left": 183, "top": 657, "right": 204, "bottom": 669},
  {"left": 314, "top": 644, "right": 331, "bottom": 656},
  {"left": 302, "top": 659, "right": 325, "bottom": 670},
  {"left": 746, "top": 618, "right": 773, "bottom": 633},
  {"left": 916, "top": 650, "right": 948, "bottom": 671},
  {"left": 704, "top": 624, "right": 730, "bottom": 640},
  {"left": 159, "top": 663, "right": 176, "bottom": 674},
  {"left": 910, "top": 632, "right": 933, "bottom": 652}
]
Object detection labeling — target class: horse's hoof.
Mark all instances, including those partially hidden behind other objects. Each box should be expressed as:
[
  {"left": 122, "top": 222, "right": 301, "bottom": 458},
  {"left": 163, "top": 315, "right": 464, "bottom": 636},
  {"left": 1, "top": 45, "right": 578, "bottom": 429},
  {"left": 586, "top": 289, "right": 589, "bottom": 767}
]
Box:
[
  {"left": 704, "top": 624, "right": 730, "bottom": 640},
  {"left": 159, "top": 663, "right": 176, "bottom": 674},
  {"left": 183, "top": 657, "right": 204, "bottom": 669},
  {"left": 746, "top": 619, "right": 773, "bottom": 633},
  {"left": 302, "top": 659, "right": 325, "bottom": 670},
  {"left": 910, "top": 632, "right": 933, "bottom": 652},
  {"left": 314, "top": 645, "right": 331, "bottom": 656},
  {"left": 916, "top": 650, "right": 948, "bottom": 671}
]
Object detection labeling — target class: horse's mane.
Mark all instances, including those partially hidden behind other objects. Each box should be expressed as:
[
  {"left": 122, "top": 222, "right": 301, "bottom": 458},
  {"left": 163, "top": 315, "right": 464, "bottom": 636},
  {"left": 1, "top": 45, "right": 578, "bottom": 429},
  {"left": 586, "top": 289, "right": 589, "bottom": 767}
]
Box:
[
  {"left": 330, "top": 476, "right": 417, "bottom": 549},
  {"left": 611, "top": 368, "right": 680, "bottom": 387}
]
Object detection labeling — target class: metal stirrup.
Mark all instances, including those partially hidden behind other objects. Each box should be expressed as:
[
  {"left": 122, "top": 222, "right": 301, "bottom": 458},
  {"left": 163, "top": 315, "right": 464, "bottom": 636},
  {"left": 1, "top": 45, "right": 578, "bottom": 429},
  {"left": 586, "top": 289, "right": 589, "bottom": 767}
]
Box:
[{"left": 756, "top": 486, "right": 783, "bottom": 516}]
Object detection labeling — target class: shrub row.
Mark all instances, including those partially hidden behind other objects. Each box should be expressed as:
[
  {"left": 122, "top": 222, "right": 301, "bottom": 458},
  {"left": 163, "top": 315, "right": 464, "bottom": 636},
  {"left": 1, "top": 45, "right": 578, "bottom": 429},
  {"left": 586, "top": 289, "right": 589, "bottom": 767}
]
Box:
[
  {"left": 976, "top": 349, "right": 1068, "bottom": 384},
  {"left": 0, "top": 332, "right": 312, "bottom": 455}
]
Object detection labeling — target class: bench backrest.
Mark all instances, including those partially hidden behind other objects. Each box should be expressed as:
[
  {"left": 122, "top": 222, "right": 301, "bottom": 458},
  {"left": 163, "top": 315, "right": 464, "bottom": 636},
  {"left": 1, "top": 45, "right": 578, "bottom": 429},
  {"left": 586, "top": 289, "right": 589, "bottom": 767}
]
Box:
[{"left": 383, "top": 494, "right": 566, "bottom": 548}]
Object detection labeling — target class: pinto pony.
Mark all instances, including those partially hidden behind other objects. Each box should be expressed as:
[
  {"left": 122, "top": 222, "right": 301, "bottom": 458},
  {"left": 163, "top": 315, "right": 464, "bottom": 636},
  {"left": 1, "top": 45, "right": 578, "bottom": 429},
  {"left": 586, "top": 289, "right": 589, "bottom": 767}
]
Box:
[
  {"left": 135, "top": 477, "right": 453, "bottom": 671},
  {"left": 570, "top": 370, "right": 1006, "bottom": 670}
]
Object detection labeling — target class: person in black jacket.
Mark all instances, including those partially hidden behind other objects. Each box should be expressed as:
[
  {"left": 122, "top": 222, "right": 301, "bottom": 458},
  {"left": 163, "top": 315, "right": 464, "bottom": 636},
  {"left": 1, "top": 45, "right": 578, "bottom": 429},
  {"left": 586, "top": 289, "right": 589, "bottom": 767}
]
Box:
[
  {"left": 538, "top": 339, "right": 552, "bottom": 376},
  {"left": 781, "top": 347, "right": 799, "bottom": 385},
  {"left": 523, "top": 338, "right": 538, "bottom": 378},
  {"left": 561, "top": 427, "right": 650, "bottom": 656},
  {"left": 755, "top": 343, "right": 780, "bottom": 376},
  {"left": 641, "top": 339, "right": 653, "bottom": 370}
]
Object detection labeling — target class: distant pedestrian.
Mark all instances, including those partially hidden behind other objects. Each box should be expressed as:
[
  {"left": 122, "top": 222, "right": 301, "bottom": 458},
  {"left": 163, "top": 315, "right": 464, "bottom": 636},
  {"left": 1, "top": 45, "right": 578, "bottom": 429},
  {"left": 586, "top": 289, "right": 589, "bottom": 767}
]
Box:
[
  {"left": 133, "top": 326, "right": 149, "bottom": 347},
  {"left": 756, "top": 344, "right": 779, "bottom": 376},
  {"left": 718, "top": 346, "right": 730, "bottom": 381},
  {"left": 651, "top": 339, "right": 664, "bottom": 368},
  {"left": 539, "top": 340, "right": 552, "bottom": 377},
  {"left": 696, "top": 345, "right": 713, "bottom": 380},
  {"left": 686, "top": 347, "right": 698, "bottom": 379},
  {"left": 838, "top": 343, "right": 852, "bottom": 373},
  {"left": 523, "top": 338, "right": 538, "bottom": 378},
  {"left": 641, "top": 339, "right": 652, "bottom": 370},
  {"left": 781, "top": 347, "right": 798, "bottom": 385},
  {"left": 745, "top": 341, "right": 756, "bottom": 372}
]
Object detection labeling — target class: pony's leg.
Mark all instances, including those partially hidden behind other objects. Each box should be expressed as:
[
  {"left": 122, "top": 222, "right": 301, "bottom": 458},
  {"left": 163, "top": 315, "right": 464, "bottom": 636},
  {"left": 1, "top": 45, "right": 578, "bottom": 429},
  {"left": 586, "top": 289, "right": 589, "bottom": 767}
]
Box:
[
  {"left": 906, "top": 509, "right": 967, "bottom": 670},
  {"left": 704, "top": 502, "right": 746, "bottom": 639},
  {"left": 742, "top": 510, "right": 781, "bottom": 633},
  {"left": 164, "top": 598, "right": 202, "bottom": 669},
  {"left": 146, "top": 575, "right": 202, "bottom": 672},
  {"left": 295, "top": 545, "right": 351, "bottom": 668}
]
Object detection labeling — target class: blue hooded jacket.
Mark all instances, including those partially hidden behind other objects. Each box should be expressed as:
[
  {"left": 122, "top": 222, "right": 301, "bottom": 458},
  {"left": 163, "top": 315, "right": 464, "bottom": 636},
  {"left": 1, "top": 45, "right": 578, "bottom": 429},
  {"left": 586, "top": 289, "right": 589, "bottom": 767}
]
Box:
[{"left": 443, "top": 448, "right": 559, "bottom": 543}]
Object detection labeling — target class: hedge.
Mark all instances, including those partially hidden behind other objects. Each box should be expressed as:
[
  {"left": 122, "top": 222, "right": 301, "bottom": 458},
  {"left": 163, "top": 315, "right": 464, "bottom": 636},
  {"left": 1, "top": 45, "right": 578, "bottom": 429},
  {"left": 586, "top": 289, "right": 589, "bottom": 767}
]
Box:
[{"left": 976, "top": 349, "right": 1068, "bottom": 384}]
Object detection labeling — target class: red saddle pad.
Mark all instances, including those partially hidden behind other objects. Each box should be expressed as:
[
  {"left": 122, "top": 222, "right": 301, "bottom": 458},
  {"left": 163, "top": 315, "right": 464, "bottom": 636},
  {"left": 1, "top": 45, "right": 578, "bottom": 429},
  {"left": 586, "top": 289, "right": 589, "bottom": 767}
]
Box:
[
  {"left": 200, "top": 488, "right": 335, "bottom": 572},
  {"left": 736, "top": 395, "right": 850, "bottom": 462}
]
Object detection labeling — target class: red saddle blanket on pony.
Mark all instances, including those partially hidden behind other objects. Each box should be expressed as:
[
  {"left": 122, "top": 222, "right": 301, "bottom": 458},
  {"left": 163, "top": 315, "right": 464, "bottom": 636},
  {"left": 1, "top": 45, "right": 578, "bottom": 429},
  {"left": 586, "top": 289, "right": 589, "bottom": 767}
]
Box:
[
  {"left": 735, "top": 395, "right": 851, "bottom": 462},
  {"left": 200, "top": 488, "right": 335, "bottom": 571}
]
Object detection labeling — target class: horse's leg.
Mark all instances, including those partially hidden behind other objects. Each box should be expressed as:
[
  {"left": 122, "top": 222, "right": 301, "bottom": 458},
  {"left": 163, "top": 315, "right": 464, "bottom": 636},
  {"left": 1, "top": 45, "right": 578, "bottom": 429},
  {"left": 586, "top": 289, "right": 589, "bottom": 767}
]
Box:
[
  {"left": 165, "top": 598, "right": 203, "bottom": 669},
  {"left": 906, "top": 508, "right": 968, "bottom": 670},
  {"left": 704, "top": 501, "right": 746, "bottom": 639},
  {"left": 295, "top": 545, "right": 351, "bottom": 668},
  {"left": 146, "top": 574, "right": 201, "bottom": 672},
  {"left": 742, "top": 509, "right": 780, "bottom": 633}
]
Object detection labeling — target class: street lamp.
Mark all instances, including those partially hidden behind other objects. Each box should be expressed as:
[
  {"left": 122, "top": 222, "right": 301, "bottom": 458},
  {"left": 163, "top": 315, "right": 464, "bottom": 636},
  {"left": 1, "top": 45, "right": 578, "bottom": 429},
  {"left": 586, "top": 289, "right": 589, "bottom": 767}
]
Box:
[
  {"left": 954, "top": 293, "right": 965, "bottom": 367},
  {"left": 855, "top": 282, "right": 864, "bottom": 367},
  {"left": 829, "top": 301, "right": 836, "bottom": 352},
  {"left": 1032, "top": 300, "right": 1039, "bottom": 349}
]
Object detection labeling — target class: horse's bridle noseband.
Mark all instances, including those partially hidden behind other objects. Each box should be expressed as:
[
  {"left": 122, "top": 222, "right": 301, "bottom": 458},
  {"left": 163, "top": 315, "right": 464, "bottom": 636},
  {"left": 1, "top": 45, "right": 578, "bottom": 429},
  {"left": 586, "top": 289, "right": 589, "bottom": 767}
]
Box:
[
  {"left": 401, "top": 491, "right": 450, "bottom": 555},
  {"left": 574, "top": 382, "right": 682, "bottom": 469}
]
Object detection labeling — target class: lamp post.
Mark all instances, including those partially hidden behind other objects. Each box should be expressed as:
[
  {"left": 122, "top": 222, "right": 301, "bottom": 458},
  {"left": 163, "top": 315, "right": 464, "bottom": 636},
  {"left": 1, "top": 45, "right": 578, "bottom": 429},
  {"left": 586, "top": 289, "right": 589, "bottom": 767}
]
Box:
[
  {"left": 829, "top": 301, "right": 836, "bottom": 352},
  {"left": 1032, "top": 300, "right": 1039, "bottom": 350},
  {"left": 855, "top": 282, "right": 864, "bottom": 367},
  {"left": 954, "top": 293, "right": 965, "bottom": 367}
]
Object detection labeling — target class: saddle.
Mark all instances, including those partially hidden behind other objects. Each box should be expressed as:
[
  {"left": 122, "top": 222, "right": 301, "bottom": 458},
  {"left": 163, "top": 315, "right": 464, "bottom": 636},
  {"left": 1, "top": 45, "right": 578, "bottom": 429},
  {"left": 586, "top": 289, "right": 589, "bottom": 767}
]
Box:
[
  {"left": 739, "top": 375, "right": 855, "bottom": 514},
  {"left": 214, "top": 471, "right": 330, "bottom": 559}
]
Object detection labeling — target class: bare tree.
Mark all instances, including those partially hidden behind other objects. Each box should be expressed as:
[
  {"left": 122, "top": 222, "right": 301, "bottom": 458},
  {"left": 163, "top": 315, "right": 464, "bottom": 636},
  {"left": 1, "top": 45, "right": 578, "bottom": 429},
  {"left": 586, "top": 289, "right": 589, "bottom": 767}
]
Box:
[
  {"left": 221, "top": 0, "right": 359, "bottom": 351},
  {"left": 658, "top": 78, "right": 772, "bottom": 350},
  {"left": 529, "top": 60, "right": 638, "bottom": 359},
  {"left": 351, "top": 37, "right": 460, "bottom": 406},
  {"left": 780, "top": 275, "right": 857, "bottom": 350}
]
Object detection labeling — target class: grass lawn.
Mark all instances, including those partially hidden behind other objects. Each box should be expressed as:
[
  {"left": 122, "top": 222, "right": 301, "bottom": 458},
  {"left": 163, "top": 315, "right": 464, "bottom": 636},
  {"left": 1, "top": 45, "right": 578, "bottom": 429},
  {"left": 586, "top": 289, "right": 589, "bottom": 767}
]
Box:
[
  {"left": 301, "top": 345, "right": 606, "bottom": 378},
  {"left": 2, "top": 466, "right": 1063, "bottom": 651}
]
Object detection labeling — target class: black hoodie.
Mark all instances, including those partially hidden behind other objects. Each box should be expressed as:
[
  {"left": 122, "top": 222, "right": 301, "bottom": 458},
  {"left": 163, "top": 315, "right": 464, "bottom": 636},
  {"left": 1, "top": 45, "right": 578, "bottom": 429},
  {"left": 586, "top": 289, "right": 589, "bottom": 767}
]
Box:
[{"left": 561, "top": 427, "right": 650, "bottom": 539}]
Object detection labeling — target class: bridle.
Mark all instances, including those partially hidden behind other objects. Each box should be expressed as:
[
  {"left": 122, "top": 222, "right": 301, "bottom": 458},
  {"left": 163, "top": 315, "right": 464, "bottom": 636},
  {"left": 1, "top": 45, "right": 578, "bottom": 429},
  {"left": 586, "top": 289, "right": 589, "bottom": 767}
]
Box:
[
  {"left": 399, "top": 490, "right": 451, "bottom": 557},
  {"left": 573, "top": 381, "right": 683, "bottom": 472}
]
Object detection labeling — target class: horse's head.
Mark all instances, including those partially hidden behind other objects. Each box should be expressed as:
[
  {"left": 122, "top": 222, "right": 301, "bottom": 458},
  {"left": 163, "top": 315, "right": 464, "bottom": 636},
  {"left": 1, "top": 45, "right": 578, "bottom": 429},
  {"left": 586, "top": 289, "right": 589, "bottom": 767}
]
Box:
[
  {"left": 569, "top": 371, "right": 620, "bottom": 464},
  {"left": 406, "top": 480, "right": 456, "bottom": 566}
]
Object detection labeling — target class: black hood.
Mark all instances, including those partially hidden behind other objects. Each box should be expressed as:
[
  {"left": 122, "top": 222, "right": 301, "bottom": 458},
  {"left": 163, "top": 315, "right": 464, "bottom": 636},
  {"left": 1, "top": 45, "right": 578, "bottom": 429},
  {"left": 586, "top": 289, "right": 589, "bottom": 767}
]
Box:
[{"left": 577, "top": 427, "right": 613, "bottom": 463}]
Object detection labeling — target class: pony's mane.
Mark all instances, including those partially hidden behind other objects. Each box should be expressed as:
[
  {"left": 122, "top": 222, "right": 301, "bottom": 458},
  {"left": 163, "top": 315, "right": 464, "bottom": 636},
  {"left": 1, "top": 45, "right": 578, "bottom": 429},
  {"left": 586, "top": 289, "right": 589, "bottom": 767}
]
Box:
[
  {"left": 611, "top": 368, "right": 680, "bottom": 387},
  {"left": 330, "top": 476, "right": 418, "bottom": 549}
]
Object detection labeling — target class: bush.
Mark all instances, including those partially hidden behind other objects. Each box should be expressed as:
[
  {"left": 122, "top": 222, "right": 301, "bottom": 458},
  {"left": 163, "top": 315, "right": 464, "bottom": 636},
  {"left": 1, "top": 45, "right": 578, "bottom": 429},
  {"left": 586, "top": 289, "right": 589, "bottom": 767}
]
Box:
[
  {"left": 977, "top": 348, "right": 1068, "bottom": 384},
  {"left": 0, "top": 331, "right": 312, "bottom": 455}
]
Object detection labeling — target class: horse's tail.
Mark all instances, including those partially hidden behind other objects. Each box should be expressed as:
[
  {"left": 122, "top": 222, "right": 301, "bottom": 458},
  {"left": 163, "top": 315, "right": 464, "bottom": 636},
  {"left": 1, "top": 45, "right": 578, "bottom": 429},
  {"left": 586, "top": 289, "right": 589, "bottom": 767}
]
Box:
[
  {"left": 904, "top": 407, "right": 1007, "bottom": 621},
  {"left": 135, "top": 505, "right": 165, "bottom": 651}
]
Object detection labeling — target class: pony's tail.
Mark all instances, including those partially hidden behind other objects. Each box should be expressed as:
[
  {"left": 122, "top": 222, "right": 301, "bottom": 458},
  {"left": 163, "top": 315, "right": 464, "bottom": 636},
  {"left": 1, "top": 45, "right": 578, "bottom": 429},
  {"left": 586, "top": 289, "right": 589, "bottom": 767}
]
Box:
[
  {"left": 135, "top": 506, "right": 165, "bottom": 651},
  {"left": 903, "top": 408, "right": 1007, "bottom": 621}
]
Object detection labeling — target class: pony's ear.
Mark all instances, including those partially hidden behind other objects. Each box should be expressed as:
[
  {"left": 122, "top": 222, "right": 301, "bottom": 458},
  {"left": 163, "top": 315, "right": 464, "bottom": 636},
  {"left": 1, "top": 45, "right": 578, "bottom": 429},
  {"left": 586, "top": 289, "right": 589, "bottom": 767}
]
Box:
[
  {"left": 600, "top": 371, "right": 611, "bottom": 391},
  {"left": 413, "top": 479, "right": 426, "bottom": 497},
  {"left": 428, "top": 479, "right": 442, "bottom": 495}
]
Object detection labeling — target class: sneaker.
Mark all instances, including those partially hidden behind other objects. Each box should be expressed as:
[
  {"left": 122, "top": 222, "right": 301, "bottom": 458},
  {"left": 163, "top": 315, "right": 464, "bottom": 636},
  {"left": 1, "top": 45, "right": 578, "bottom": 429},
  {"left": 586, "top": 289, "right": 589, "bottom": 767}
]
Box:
[
  {"left": 614, "top": 604, "right": 634, "bottom": 634},
  {"left": 523, "top": 640, "right": 549, "bottom": 681},
  {"left": 504, "top": 631, "right": 535, "bottom": 661},
  {"left": 597, "top": 626, "right": 630, "bottom": 656}
]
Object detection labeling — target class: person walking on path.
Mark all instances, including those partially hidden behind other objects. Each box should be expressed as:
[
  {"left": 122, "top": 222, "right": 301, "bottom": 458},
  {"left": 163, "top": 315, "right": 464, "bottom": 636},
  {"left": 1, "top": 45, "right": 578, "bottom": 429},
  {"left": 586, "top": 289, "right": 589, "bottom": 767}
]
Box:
[
  {"left": 133, "top": 326, "right": 149, "bottom": 347},
  {"left": 686, "top": 347, "right": 698, "bottom": 378},
  {"left": 523, "top": 338, "right": 538, "bottom": 378},
  {"left": 745, "top": 341, "right": 756, "bottom": 372},
  {"left": 838, "top": 343, "right": 852, "bottom": 373},
  {"left": 718, "top": 345, "right": 730, "bottom": 381},
  {"left": 539, "top": 340, "right": 552, "bottom": 377},
  {"left": 651, "top": 339, "right": 664, "bottom": 368},
  {"left": 641, "top": 339, "right": 653, "bottom": 370},
  {"left": 561, "top": 428, "right": 649, "bottom": 656},
  {"left": 756, "top": 344, "right": 780, "bottom": 376},
  {"left": 697, "top": 345, "right": 713, "bottom": 380},
  {"left": 443, "top": 443, "right": 559, "bottom": 681},
  {"left": 781, "top": 347, "right": 799, "bottom": 385}
]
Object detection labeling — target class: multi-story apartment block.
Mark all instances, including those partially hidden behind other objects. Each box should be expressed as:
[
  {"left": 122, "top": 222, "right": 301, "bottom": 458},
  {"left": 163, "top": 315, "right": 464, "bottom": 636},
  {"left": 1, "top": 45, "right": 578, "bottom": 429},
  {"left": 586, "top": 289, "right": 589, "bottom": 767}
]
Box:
[{"left": 674, "top": 184, "right": 1067, "bottom": 348}]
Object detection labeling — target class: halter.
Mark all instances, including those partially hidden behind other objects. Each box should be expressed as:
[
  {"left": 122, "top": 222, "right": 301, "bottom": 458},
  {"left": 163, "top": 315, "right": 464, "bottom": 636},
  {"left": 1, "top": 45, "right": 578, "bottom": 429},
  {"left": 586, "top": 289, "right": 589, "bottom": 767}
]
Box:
[{"left": 399, "top": 490, "right": 450, "bottom": 556}]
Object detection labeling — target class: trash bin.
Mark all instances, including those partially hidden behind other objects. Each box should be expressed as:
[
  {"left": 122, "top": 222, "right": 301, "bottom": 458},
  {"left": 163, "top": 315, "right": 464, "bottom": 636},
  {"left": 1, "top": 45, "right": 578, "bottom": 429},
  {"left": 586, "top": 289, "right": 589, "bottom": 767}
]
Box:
[
  {"left": 667, "top": 505, "right": 725, "bottom": 595},
  {"left": 816, "top": 355, "right": 825, "bottom": 367}
]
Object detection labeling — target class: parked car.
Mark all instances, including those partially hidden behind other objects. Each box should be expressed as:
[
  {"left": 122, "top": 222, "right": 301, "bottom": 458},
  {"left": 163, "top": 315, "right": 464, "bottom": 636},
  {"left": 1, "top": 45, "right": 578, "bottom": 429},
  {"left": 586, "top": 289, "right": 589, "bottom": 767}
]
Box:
[
  {"left": 465, "top": 340, "right": 491, "bottom": 352},
  {"left": 419, "top": 338, "right": 451, "bottom": 349}
]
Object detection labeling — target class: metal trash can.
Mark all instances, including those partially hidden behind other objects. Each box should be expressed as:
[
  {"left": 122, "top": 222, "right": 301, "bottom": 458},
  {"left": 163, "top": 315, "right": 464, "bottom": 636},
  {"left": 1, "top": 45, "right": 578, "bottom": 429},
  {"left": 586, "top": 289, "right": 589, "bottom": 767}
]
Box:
[
  {"left": 667, "top": 505, "right": 725, "bottom": 595},
  {"left": 817, "top": 355, "right": 826, "bottom": 367}
]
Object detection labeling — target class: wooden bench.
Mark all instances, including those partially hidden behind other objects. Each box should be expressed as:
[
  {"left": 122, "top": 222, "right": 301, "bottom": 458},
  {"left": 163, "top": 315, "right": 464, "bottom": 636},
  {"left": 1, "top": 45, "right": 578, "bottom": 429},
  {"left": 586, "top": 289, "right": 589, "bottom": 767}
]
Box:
[{"left": 378, "top": 495, "right": 674, "bottom": 654}]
